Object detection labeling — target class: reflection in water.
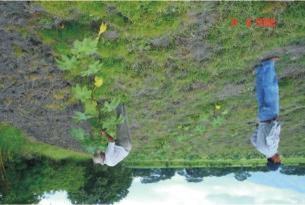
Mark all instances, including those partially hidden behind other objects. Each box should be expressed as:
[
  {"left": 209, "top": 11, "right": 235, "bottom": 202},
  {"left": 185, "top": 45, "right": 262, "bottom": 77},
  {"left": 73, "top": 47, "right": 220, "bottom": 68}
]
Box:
[
  {"left": 39, "top": 191, "right": 70, "bottom": 205},
  {"left": 0, "top": 157, "right": 132, "bottom": 204},
  {"left": 1, "top": 157, "right": 305, "bottom": 204}
]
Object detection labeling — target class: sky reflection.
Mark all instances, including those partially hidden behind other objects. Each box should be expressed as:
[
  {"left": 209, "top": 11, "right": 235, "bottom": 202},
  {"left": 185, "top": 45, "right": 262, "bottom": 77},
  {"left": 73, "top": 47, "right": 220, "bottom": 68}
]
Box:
[
  {"left": 38, "top": 169, "right": 305, "bottom": 205},
  {"left": 118, "top": 171, "right": 305, "bottom": 205}
]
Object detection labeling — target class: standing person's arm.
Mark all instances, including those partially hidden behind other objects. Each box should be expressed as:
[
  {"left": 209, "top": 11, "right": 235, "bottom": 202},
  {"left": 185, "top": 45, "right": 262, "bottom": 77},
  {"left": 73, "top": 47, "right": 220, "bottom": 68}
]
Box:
[
  {"left": 107, "top": 134, "right": 114, "bottom": 143},
  {"left": 100, "top": 130, "right": 115, "bottom": 142},
  {"left": 266, "top": 122, "right": 281, "bottom": 150},
  {"left": 251, "top": 128, "right": 258, "bottom": 147}
]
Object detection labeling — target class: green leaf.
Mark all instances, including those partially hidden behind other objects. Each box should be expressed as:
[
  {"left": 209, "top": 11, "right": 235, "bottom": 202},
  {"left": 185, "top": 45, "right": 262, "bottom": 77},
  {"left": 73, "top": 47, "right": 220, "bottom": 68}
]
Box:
[
  {"left": 221, "top": 109, "right": 229, "bottom": 116},
  {"left": 176, "top": 135, "right": 188, "bottom": 142},
  {"left": 72, "top": 84, "right": 92, "bottom": 103},
  {"left": 183, "top": 126, "right": 190, "bottom": 131},
  {"left": 84, "top": 100, "right": 98, "bottom": 116},
  {"left": 80, "top": 61, "right": 103, "bottom": 77},
  {"left": 194, "top": 125, "right": 206, "bottom": 134},
  {"left": 84, "top": 145, "right": 96, "bottom": 154},
  {"left": 56, "top": 55, "right": 77, "bottom": 71},
  {"left": 199, "top": 113, "right": 209, "bottom": 122},
  {"left": 101, "top": 97, "right": 121, "bottom": 113},
  {"left": 71, "top": 38, "right": 98, "bottom": 56},
  {"left": 212, "top": 116, "right": 225, "bottom": 128},
  {"left": 73, "top": 111, "right": 93, "bottom": 123},
  {"left": 101, "top": 115, "right": 118, "bottom": 136},
  {"left": 70, "top": 127, "right": 86, "bottom": 141}
]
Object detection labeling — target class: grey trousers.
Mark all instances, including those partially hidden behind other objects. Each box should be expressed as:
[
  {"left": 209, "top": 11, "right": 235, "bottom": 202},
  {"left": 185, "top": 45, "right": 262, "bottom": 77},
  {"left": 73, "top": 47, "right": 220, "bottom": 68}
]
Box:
[{"left": 115, "top": 104, "right": 132, "bottom": 152}]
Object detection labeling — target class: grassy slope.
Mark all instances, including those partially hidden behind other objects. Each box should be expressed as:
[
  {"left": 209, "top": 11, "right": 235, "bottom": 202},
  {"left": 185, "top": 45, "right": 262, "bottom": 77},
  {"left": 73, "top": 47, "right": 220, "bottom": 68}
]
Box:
[
  {"left": 22, "top": 1, "right": 305, "bottom": 167},
  {"left": 0, "top": 122, "right": 90, "bottom": 161}
]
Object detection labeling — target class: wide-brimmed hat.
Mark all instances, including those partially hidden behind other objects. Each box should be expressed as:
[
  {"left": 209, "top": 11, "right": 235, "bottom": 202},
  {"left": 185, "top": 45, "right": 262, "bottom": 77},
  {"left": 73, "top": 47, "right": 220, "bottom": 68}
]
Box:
[{"left": 92, "top": 151, "right": 105, "bottom": 165}]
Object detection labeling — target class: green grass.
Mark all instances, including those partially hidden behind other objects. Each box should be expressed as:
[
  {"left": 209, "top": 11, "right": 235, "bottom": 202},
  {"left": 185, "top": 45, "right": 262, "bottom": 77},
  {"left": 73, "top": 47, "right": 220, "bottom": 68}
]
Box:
[
  {"left": 126, "top": 157, "right": 305, "bottom": 169},
  {"left": 0, "top": 123, "right": 90, "bottom": 161},
  {"left": 15, "top": 1, "right": 305, "bottom": 167},
  {"left": 206, "top": 2, "right": 305, "bottom": 74}
]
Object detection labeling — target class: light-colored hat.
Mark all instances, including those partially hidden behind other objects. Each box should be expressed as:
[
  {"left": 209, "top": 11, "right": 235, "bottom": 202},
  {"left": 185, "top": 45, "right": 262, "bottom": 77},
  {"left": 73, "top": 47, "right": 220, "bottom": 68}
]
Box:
[{"left": 92, "top": 151, "right": 105, "bottom": 165}]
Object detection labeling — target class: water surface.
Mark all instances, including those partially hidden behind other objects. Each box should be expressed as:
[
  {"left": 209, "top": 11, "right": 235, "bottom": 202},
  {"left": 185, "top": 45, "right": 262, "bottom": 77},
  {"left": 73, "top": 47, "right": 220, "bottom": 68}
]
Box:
[{"left": 1, "top": 157, "right": 305, "bottom": 204}]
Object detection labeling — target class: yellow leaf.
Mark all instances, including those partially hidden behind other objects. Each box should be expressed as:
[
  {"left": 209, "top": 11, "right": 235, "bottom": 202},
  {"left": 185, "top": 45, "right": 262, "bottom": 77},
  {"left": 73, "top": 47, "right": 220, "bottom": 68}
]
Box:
[
  {"left": 98, "top": 23, "right": 107, "bottom": 37},
  {"left": 94, "top": 76, "right": 104, "bottom": 87},
  {"left": 215, "top": 104, "right": 221, "bottom": 110}
]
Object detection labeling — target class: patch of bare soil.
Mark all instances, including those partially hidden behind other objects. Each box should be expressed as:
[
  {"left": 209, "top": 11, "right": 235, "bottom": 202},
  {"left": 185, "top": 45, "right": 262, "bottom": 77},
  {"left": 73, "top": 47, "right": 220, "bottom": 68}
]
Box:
[{"left": 0, "top": 2, "right": 90, "bottom": 151}]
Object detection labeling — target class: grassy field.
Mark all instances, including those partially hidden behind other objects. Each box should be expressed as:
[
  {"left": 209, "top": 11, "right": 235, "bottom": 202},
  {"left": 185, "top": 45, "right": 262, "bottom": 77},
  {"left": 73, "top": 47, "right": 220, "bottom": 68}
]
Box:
[
  {"left": 4, "top": 1, "right": 304, "bottom": 167},
  {"left": 1, "top": 122, "right": 304, "bottom": 168}
]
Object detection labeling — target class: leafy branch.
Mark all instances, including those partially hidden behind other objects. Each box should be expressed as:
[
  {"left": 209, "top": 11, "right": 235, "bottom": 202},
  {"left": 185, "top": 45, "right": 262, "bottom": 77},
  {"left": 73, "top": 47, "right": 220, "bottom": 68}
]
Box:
[{"left": 55, "top": 24, "right": 124, "bottom": 153}]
